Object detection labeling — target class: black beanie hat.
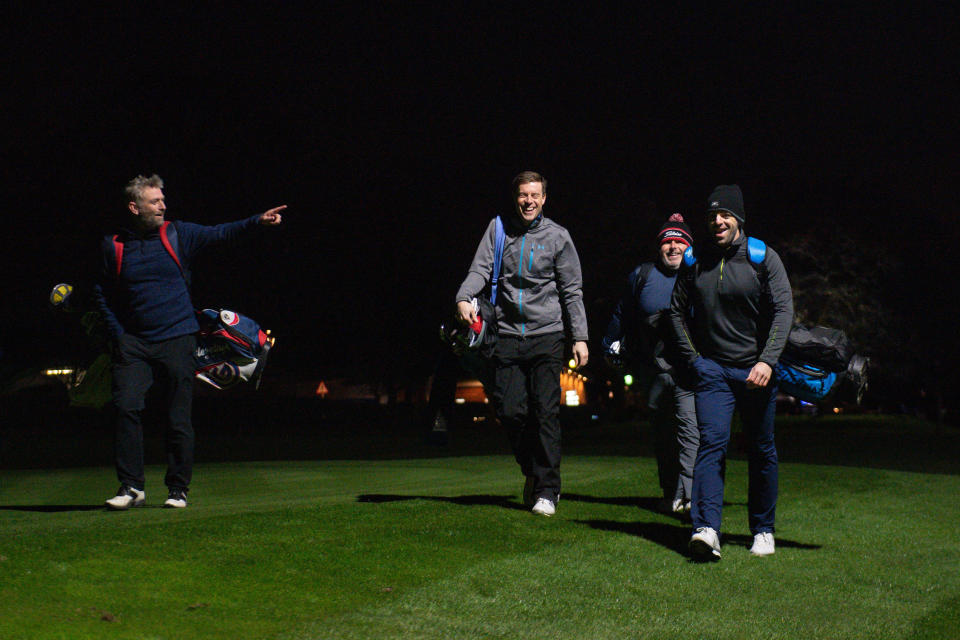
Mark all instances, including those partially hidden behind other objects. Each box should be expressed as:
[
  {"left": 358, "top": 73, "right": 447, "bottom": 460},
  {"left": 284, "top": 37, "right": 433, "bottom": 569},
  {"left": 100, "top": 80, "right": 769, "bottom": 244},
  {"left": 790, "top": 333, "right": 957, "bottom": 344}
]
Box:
[
  {"left": 707, "top": 184, "right": 745, "bottom": 224},
  {"left": 657, "top": 213, "right": 693, "bottom": 247}
]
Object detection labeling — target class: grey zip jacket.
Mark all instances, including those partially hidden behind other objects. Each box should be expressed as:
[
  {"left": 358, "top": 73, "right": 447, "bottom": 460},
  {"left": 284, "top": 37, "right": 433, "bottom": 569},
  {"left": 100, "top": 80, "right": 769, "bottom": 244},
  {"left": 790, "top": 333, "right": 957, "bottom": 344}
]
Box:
[{"left": 456, "top": 215, "right": 588, "bottom": 341}]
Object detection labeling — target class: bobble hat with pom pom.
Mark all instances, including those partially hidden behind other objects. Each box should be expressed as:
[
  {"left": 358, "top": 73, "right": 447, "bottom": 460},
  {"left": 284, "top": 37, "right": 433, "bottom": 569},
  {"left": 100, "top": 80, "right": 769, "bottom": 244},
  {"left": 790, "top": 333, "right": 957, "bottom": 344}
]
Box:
[{"left": 657, "top": 213, "right": 693, "bottom": 247}]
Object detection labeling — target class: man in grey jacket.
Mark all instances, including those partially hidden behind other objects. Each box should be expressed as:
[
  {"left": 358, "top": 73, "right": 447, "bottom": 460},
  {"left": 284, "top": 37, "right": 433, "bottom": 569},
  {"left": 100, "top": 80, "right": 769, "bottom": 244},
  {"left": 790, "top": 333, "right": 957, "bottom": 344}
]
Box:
[{"left": 456, "top": 171, "right": 589, "bottom": 516}]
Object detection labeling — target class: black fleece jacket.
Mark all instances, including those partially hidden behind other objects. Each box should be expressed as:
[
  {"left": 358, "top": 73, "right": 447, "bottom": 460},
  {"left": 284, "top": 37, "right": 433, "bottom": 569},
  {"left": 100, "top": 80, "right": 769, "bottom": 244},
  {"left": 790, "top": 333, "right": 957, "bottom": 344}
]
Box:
[{"left": 669, "top": 233, "right": 793, "bottom": 368}]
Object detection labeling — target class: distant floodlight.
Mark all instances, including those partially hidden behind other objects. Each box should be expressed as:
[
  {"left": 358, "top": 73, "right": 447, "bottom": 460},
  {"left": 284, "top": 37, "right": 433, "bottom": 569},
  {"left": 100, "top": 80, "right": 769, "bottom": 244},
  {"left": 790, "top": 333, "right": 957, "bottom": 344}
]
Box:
[{"left": 624, "top": 374, "right": 634, "bottom": 386}]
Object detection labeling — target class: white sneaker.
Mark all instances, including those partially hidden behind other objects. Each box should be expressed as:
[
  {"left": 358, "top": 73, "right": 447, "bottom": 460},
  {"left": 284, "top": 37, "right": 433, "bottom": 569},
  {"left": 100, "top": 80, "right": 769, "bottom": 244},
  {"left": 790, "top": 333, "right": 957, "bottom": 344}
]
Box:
[
  {"left": 522, "top": 476, "right": 535, "bottom": 507},
  {"left": 750, "top": 532, "right": 775, "bottom": 556},
  {"left": 531, "top": 497, "right": 556, "bottom": 517},
  {"left": 105, "top": 485, "right": 145, "bottom": 510},
  {"left": 163, "top": 489, "right": 188, "bottom": 509},
  {"left": 689, "top": 527, "right": 721, "bottom": 559}
]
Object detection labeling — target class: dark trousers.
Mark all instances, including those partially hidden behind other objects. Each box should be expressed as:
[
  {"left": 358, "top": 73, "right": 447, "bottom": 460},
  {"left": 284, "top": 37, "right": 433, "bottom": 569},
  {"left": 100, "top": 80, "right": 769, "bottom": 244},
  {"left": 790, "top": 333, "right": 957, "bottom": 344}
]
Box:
[
  {"left": 492, "top": 332, "right": 564, "bottom": 503},
  {"left": 112, "top": 333, "right": 196, "bottom": 491},
  {"left": 690, "top": 357, "right": 778, "bottom": 535}
]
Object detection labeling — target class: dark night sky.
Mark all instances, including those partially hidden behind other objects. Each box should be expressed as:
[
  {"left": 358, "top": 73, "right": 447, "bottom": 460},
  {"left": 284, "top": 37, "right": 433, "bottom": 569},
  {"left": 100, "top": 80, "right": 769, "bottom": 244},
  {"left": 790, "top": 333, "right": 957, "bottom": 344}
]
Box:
[{"left": 4, "top": 4, "right": 959, "bottom": 391}]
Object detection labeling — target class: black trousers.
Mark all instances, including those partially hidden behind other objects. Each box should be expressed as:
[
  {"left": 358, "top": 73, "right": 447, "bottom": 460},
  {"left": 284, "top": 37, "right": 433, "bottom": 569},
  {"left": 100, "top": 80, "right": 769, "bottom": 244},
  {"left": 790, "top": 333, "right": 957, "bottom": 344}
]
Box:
[
  {"left": 492, "top": 332, "right": 564, "bottom": 503},
  {"left": 112, "top": 333, "right": 196, "bottom": 491}
]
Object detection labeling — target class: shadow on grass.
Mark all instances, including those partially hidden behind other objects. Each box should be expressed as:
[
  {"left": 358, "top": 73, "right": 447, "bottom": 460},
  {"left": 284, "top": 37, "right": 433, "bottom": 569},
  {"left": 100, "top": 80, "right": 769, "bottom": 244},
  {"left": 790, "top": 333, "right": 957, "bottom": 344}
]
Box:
[
  {"left": 357, "top": 494, "right": 528, "bottom": 511},
  {"left": 0, "top": 505, "right": 104, "bottom": 512},
  {"left": 576, "top": 519, "right": 822, "bottom": 558},
  {"left": 564, "top": 493, "right": 744, "bottom": 510}
]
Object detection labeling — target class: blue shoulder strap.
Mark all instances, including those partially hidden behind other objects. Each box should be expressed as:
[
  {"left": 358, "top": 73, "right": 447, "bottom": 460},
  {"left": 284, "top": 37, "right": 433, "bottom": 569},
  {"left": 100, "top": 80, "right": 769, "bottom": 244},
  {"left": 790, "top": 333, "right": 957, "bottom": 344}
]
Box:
[
  {"left": 746, "top": 236, "right": 766, "bottom": 265},
  {"left": 490, "top": 216, "right": 505, "bottom": 304},
  {"left": 682, "top": 245, "right": 697, "bottom": 267}
]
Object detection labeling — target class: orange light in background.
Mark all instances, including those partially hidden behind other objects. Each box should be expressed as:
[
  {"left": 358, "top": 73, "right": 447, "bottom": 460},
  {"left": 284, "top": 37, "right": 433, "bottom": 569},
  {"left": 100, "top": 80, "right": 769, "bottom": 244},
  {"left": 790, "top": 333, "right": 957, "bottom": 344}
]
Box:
[{"left": 560, "top": 368, "right": 586, "bottom": 406}]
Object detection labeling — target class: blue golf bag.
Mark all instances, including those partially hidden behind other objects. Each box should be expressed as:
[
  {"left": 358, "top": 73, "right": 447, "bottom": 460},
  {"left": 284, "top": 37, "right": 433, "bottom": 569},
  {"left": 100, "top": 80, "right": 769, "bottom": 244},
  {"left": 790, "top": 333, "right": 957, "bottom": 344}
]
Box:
[{"left": 775, "top": 323, "right": 868, "bottom": 404}]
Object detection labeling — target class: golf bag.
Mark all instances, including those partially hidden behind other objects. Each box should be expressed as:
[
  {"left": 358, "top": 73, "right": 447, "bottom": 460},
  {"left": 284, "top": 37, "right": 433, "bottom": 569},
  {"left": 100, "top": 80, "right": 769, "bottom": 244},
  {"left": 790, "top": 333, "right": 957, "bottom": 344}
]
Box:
[
  {"left": 194, "top": 309, "right": 274, "bottom": 390},
  {"left": 50, "top": 284, "right": 275, "bottom": 403},
  {"left": 775, "top": 323, "right": 869, "bottom": 404}
]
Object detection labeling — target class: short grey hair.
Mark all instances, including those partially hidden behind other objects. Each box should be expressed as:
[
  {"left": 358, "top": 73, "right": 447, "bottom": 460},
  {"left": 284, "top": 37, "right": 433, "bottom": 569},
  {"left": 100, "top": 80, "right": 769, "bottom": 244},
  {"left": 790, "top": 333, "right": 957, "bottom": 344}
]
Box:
[{"left": 125, "top": 174, "right": 164, "bottom": 204}]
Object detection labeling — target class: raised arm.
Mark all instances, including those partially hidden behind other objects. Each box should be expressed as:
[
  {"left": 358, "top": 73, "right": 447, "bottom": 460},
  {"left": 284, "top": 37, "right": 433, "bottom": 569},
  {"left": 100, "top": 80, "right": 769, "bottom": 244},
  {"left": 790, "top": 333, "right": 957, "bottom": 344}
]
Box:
[{"left": 177, "top": 204, "right": 286, "bottom": 256}]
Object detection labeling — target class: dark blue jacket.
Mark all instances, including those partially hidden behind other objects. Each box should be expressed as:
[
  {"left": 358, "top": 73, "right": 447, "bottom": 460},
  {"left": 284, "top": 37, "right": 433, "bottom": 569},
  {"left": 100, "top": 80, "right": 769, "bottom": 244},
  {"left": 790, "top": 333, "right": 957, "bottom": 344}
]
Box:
[
  {"left": 602, "top": 261, "right": 684, "bottom": 371},
  {"left": 93, "top": 215, "right": 261, "bottom": 342}
]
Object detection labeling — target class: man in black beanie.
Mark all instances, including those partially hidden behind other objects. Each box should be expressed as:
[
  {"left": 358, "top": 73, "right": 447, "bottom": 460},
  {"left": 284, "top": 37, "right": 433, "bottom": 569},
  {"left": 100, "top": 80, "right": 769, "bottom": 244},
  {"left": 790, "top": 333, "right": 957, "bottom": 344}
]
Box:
[
  {"left": 602, "top": 213, "right": 698, "bottom": 514},
  {"left": 669, "top": 185, "right": 793, "bottom": 559}
]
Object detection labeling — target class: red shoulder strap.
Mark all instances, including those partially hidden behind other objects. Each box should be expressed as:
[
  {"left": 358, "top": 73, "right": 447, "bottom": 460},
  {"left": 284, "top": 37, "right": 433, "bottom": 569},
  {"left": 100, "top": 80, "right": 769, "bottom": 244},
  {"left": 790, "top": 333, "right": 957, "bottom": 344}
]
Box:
[
  {"left": 112, "top": 235, "right": 123, "bottom": 277},
  {"left": 159, "top": 221, "right": 184, "bottom": 274}
]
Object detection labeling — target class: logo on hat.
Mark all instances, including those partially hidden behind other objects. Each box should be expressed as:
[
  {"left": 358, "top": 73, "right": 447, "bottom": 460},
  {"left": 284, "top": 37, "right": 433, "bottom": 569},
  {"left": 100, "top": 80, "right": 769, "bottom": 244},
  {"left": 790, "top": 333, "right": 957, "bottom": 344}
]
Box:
[{"left": 711, "top": 201, "right": 720, "bottom": 208}]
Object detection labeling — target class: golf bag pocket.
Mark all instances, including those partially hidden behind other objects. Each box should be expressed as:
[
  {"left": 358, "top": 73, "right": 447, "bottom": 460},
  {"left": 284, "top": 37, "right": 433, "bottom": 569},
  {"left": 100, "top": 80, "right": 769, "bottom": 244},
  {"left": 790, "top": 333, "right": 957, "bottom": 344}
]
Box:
[
  {"left": 775, "top": 357, "right": 838, "bottom": 403},
  {"left": 194, "top": 309, "right": 273, "bottom": 390}
]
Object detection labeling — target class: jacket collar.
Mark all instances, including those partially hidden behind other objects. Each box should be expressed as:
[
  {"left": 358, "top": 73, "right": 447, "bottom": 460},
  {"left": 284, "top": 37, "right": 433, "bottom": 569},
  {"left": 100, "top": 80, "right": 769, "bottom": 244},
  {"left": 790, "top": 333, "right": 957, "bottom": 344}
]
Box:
[
  {"left": 507, "top": 212, "right": 544, "bottom": 233},
  {"left": 707, "top": 231, "right": 746, "bottom": 258}
]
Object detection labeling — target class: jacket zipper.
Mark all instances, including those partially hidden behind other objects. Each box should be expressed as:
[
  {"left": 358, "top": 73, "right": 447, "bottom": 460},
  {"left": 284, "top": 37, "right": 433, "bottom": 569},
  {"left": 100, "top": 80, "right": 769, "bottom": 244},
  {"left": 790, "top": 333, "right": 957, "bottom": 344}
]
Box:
[{"left": 518, "top": 236, "right": 526, "bottom": 335}]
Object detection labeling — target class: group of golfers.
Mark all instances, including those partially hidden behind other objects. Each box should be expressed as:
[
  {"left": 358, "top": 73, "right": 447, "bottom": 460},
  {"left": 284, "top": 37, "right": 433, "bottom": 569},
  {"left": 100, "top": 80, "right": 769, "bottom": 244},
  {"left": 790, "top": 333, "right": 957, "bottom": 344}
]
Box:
[
  {"left": 96, "top": 171, "right": 791, "bottom": 561},
  {"left": 454, "top": 172, "right": 792, "bottom": 560}
]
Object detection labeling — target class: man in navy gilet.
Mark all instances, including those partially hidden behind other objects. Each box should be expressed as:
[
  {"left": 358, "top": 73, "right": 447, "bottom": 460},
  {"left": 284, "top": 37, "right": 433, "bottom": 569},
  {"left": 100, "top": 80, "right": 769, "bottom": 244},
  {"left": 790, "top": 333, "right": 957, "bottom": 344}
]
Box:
[
  {"left": 669, "top": 185, "right": 793, "bottom": 559},
  {"left": 602, "top": 213, "right": 698, "bottom": 515},
  {"left": 93, "top": 174, "right": 284, "bottom": 510}
]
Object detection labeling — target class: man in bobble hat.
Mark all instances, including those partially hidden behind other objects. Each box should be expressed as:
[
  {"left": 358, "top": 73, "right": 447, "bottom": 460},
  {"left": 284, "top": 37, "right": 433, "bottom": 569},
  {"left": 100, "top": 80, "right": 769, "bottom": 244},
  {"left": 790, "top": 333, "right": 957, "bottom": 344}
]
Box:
[
  {"left": 669, "top": 184, "right": 793, "bottom": 559},
  {"left": 603, "top": 213, "right": 699, "bottom": 515}
]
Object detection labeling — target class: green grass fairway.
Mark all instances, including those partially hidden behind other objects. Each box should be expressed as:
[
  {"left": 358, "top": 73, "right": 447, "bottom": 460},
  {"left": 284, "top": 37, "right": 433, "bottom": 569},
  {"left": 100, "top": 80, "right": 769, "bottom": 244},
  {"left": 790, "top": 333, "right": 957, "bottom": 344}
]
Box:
[{"left": 2, "top": 451, "right": 958, "bottom": 639}]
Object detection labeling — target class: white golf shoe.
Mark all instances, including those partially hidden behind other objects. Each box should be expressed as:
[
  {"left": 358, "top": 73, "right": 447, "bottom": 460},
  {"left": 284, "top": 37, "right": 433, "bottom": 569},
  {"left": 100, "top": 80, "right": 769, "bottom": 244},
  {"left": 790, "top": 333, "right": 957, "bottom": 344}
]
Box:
[
  {"left": 531, "top": 497, "right": 556, "bottom": 517},
  {"left": 689, "top": 526, "right": 721, "bottom": 559},
  {"left": 105, "top": 485, "right": 145, "bottom": 510},
  {"left": 163, "top": 489, "right": 188, "bottom": 509},
  {"left": 750, "top": 532, "right": 775, "bottom": 556}
]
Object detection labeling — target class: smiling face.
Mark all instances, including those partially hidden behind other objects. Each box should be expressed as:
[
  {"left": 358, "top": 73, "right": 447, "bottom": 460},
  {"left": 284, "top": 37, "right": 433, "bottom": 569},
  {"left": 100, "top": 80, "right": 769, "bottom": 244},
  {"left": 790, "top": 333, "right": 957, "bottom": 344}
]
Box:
[
  {"left": 514, "top": 181, "right": 546, "bottom": 225},
  {"left": 659, "top": 239, "right": 687, "bottom": 270},
  {"left": 706, "top": 209, "right": 740, "bottom": 248},
  {"left": 129, "top": 186, "right": 166, "bottom": 231}
]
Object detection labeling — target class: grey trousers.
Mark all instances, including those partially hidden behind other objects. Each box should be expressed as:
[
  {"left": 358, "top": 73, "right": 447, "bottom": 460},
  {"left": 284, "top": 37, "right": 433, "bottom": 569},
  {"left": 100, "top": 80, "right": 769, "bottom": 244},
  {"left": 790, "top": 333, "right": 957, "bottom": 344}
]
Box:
[{"left": 648, "top": 372, "right": 698, "bottom": 503}]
